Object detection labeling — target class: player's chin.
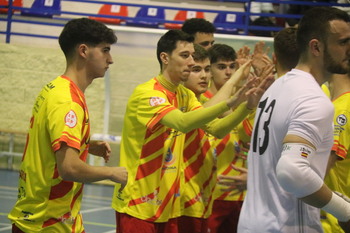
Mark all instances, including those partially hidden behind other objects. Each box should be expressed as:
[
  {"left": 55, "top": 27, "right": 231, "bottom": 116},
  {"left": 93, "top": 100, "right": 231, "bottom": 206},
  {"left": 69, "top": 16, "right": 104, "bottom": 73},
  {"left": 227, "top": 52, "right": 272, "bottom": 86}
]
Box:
[
  {"left": 96, "top": 71, "right": 107, "bottom": 79},
  {"left": 181, "top": 74, "right": 190, "bottom": 82}
]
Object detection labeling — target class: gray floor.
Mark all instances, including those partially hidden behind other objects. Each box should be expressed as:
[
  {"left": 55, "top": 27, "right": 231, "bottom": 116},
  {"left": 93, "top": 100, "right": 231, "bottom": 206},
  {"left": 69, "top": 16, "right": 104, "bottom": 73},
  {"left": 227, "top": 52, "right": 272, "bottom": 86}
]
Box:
[{"left": 0, "top": 169, "right": 116, "bottom": 233}]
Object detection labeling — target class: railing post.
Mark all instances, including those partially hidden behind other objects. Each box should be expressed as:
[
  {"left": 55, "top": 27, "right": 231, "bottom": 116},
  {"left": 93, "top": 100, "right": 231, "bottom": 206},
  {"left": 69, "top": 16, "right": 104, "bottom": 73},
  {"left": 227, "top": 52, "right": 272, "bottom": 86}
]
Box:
[
  {"left": 5, "top": 0, "right": 14, "bottom": 43},
  {"left": 243, "top": 0, "right": 251, "bottom": 35}
]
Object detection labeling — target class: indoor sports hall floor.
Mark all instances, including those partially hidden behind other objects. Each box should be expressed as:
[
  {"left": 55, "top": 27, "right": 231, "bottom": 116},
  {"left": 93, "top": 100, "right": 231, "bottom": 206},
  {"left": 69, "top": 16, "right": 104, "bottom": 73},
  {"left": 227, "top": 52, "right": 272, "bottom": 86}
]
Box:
[{"left": 0, "top": 169, "right": 116, "bottom": 233}]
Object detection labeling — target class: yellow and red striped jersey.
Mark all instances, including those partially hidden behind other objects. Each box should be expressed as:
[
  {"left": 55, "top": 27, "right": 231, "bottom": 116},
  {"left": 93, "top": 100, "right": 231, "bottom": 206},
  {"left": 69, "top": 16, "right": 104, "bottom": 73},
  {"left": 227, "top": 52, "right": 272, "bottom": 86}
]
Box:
[
  {"left": 204, "top": 90, "right": 247, "bottom": 202},
  {"left": 8, "top": 76, "right": 89, "bottom": 233},
  {"left": 180, "top": 93, "right": 217, "bottom": 218},
  {"left": 112, "top": 74, "right": 203, "bottom": 222},
  {"left": 322, "top": 92, "right": 350, "bottom": 233}
]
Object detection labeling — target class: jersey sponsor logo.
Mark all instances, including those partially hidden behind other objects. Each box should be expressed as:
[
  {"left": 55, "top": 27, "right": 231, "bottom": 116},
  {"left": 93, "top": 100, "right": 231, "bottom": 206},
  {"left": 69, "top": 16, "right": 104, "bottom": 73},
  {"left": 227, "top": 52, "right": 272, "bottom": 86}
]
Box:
[
  {"left": 58, "top": 213, "right": 75, "bottom": 224},
  {"left": 19, "top": 169, "right": 26, "bottom": 181},
  {"left": 18, "top": 186, "right": 26, "bottom": 200},
  {"left": 46, "top": 82, "right": 55, "bottom": 90},
  {"left": 149, "top": 97, "right": 166, "bottom": 106},
  {"left": 141, "top": 189, "right": 162, "bottom": 205},
  {"left": 65, "top": 110, "right": 77, "bottom": 128},
  {"left": 336, "top": 114, "right": 347, "bottom": 126},
  {"left": 21, "top": 210, "right": 34, "bottom": 222}
]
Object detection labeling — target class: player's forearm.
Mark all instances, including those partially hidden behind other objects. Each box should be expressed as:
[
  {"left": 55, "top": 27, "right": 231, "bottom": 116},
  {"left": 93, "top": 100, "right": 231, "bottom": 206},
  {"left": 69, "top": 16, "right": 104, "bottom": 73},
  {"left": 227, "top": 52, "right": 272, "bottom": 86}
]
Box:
[
  {"left": 160, "top": 101, "right": 229, "bottom": 133},
  {"left": 58, "top": 156, "right": 114, "bottom": 182},
  {"left": 275, "top": 140, "right": 350, "bottom": 220},
  {"left": 56, "top": 146, "right": 125, "bottom": 184},
  {"left": 203, "top": 79, "right": 237, "bottom": 108},
  {"left": 204, "top": 102, "right": 251, "bottom": 138},
  {"left": 300, "top": 184, "right": 333, "bottom": 208}
]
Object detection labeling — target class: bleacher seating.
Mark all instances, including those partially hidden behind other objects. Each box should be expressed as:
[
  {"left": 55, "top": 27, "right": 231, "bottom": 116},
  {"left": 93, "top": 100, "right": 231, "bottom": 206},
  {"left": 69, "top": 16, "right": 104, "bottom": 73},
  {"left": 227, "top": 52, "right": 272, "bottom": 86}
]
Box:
[
  {"left": 0, "top": 0, "right": 22, "bottom": 14},
  {"left": 164, "top": 10, "right": 204, "bottom": 29},
  {"left": 90, "top": 4, "right": 128, "bottom": 25},
  {"left": 214, "top": 12, "right": 245, "bottom": 34},
  {"left": 126, "top": 6, "right": 165, "bottom": 28},
  {"left": 21, "top": 0, "right": 61, "bottom": 18}
]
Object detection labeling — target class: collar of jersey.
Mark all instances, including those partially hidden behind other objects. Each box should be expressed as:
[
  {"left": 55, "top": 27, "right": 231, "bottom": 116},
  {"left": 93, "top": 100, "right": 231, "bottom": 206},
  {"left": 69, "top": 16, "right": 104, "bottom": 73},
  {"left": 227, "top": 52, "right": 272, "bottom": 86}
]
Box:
[{"left": 156, "top": 74, "right": 177, "bottom": 93}]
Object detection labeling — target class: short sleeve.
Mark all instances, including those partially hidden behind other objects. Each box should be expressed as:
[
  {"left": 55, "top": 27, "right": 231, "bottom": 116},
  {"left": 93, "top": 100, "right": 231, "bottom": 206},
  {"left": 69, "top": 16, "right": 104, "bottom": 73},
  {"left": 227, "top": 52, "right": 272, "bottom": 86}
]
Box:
[
  {"left": 48, "top": 101, "right": 85, "bottom": 152},
  {"left": 136, "top": 88, "right": 177, "bottom": 132},
  {"left": 288, "top": 95, "right": 334, "bottom": 148}
]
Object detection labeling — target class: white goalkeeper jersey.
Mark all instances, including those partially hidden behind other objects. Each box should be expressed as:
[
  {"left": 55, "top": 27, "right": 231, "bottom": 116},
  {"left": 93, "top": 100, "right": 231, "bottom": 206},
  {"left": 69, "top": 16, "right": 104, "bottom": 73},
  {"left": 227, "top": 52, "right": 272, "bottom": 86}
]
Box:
[{"left": 238, "top": 69, "right": 334, "bottom": 233}]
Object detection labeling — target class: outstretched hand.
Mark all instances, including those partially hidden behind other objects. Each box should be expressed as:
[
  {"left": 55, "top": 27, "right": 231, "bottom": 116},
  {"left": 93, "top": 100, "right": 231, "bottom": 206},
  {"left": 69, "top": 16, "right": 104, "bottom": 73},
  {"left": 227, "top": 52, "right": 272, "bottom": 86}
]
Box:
[
  {"left": 226, "top": 59, "right": 252, "bottom": 93},
  {"left": 246, "top": 72, "right": 275, "bottom": 109},
  {"left": 218, "top": 164, "right": 248, "bottom": 196},
  {"left": 252, "top": 41, "right": 273, "bottom": 77},
  {"left": 236, "top": 46, "right": 251, "bottom": 66}
]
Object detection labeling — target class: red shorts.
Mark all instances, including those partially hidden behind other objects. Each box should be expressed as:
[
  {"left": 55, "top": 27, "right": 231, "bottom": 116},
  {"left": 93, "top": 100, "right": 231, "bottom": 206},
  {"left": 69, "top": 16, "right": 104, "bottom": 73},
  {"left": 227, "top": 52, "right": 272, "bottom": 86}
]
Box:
[
  {"left": 178, "top": 216, "right": 208, "bottom": 233},
  {"left": 12, "top": 224, "right": 25, "bottom": 233},
  {"left": 207, "top": 200, "right": 243, "bottom": 233},
  {"left": 116, "top": 212, "right": 178, "bottom": 233}
]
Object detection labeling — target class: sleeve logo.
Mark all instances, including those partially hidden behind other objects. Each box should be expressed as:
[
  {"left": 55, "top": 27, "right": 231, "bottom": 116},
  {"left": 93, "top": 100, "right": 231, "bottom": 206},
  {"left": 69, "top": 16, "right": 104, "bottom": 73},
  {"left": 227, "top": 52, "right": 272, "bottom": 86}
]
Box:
[
  {"left": 336, "top": 114, "right": 347, "bottom": 126},
  {"left": 65, "top": 110, "right": 77, "bottom": 128},
  {"left": 149, "top": 97, "right": 166, "bottom": 106}
]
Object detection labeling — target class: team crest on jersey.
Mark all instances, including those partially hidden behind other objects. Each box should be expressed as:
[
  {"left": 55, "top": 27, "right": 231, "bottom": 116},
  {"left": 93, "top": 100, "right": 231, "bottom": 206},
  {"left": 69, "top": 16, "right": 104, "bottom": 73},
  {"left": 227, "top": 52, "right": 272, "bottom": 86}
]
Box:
[
  {"left": 164, "top": 148, "right": 176, "bottom": 166},
  {"left": 336, "top": 114, "right": 347, "bottom": 126},
  {"left": 65, "top": 110, "right": 77, "bottom": 128},
  {"left": 149, "top": 97, "right": 166, "bottom": 106}
]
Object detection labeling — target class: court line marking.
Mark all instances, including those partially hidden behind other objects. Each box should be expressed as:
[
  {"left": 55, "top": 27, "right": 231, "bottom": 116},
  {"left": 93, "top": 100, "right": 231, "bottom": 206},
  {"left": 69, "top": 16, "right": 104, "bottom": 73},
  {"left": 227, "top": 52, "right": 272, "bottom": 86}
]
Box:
[
  {"left": 84, "top": 221, "right": 115, "bottom": 228},
  {"left": 0, "top": 186, "right": 17, "bottom": 191},
  {"left": 81, "top": 206, "right": 111, "bottom": 214},
  {"left": 0, "top": 225, "right": 11, "bottom": 232}
]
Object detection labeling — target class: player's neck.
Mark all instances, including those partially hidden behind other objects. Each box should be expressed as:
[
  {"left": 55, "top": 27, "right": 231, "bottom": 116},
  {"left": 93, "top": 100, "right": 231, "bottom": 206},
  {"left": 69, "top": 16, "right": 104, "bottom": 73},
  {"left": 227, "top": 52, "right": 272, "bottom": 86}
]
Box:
[
  {"left": 295, "top": 63, "right": 328, "bottom": 86},
  {"left": 208, "top": 84, "right": 218, "bottom": 95},
  {"left": 62, "top": 69, "right": 91, "bottom": 93},
  {"left": 329, "top": 74, "right": 350, "bottom": 100}
]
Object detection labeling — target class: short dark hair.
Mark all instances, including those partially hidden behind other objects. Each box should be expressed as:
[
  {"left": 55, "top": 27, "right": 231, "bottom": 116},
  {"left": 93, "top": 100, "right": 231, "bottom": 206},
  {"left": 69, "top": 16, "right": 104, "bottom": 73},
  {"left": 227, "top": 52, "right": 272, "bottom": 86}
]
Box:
[
  {"left": 208, "top": 43, "right": 237, "bottom": 64},
  {"left": 59, "top": 18, "right": 117, "bottom": 59},
  {"left": 156, "top": 29, "right": 194, "bottom": 68},
  {"left": 297, "top": 7, "right": 349, "bottom": 56},
  {"left": 193, "top": 44, "right": 209, "bottom": 62},
  {"left": 274, "top": 27, "right": 299, "bottom": 71},
  {"left": 182, "top": 18, "right": 216, "bottom": 35}
]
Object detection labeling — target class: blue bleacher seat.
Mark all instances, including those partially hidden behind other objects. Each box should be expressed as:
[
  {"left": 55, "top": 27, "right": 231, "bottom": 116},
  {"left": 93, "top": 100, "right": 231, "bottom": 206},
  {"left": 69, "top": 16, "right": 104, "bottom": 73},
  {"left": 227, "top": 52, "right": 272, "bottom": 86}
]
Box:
[
  {"left": 126, "top": 6, "right": 165, "bottom": 28},
  {"left": 214, "top": 12, "right": 245, "bottom": 34},
  {"left": 21, "top": 0, "right": 61, "bottom": 18}
]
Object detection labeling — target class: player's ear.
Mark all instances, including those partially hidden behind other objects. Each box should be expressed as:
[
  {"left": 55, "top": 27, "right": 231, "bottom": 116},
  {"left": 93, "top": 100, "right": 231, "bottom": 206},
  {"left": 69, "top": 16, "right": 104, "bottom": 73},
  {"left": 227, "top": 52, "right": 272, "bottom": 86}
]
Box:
[
  {"left": 272, "top": 53, "right": 277, "bottom": 65},
  {"left": 78, "top": 44, "right": 88, "bottom": 58},
  {"left": 309, "top": 39, "right": 321, "bottom": 56},
  {"left": 160, "top": 52, "right": 169, "bottom": 65}
]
